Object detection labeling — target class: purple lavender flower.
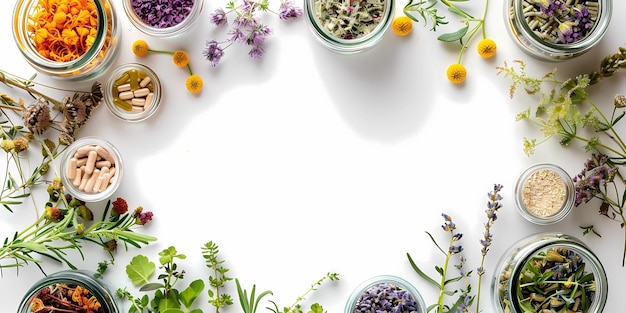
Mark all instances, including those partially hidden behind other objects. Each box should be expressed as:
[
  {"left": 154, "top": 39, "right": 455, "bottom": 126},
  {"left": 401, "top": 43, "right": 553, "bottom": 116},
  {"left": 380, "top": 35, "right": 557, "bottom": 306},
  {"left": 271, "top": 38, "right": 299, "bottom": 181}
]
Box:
[
  {"left": 279, "top": 0, "right": 303, "bottom": 20},
  {"left": 573, "top": 153, "right": 618, "bottom": 207},
  {"left": 248, "top": 45, "right": 265, "bottom": 58},
  {"left": 210, "top": 8, "right": 228, "bottom": 26},
  {"left": 203, "top": 40, "right": 225, "bottom": 67}
]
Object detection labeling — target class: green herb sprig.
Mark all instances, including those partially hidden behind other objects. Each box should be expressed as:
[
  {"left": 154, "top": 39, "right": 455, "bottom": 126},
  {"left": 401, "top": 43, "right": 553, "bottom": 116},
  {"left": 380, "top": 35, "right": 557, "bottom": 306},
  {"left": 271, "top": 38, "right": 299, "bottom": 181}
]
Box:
[
  {"left": 203, "top": 241, "right": 234, "bottom": 313},
  {"left": 0, "top": 184, "right": 157, "bottom": 270},
  {"left": 117, "top": 242, "right": 339, "bottom": 313},
  {"left": 497, "top": 46, "right": 626, "bottom": 266},
  {"left": 408, "top": 184, "right": 503, "bottom": 313}
]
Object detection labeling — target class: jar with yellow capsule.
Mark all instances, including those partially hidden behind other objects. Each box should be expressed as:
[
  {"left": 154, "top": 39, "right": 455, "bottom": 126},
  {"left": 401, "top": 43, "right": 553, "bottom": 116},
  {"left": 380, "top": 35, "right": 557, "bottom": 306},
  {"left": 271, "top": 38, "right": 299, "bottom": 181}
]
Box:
[{"left": 104, "top": 63, "right": 162, "bottom": 122}]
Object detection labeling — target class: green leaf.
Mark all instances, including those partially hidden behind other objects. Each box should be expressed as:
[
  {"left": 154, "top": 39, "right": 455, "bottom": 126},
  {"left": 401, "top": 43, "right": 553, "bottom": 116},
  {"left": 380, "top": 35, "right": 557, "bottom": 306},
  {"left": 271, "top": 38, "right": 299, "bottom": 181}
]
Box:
[
  {"left": 159, "top": 246, "right": 186, "bottom": 265},
  {"left": 126, "top": 255, "right": 156, "bottom": 286},
  {"left": 437, "top": 26, "right": 468, "bottom": 42},
  {"left": 407, "top": 253, "right": 440, "bottom": 288},
  {"left": 308, "top": 303, "right": 324, "bottom": 313},
  {"left": 140, "top": 283, "right": 165, "bottom": 291},
  {"left": 180, "top": 279, "right": 205, "bottom": 309}
]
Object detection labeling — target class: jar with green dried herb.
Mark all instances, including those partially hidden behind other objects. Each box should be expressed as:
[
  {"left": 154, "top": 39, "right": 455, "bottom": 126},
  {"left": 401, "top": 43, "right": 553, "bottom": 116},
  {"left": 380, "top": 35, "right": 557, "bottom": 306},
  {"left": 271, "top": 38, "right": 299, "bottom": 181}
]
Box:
[
  {"left": 492, "top": 232, "right": 607, "bottom": 313},
  {"left": 504, "top": 0, "right": 612, "bottom": 61},
  {"left": 304, "top": 0, "right": 394, "bottom": 53}
]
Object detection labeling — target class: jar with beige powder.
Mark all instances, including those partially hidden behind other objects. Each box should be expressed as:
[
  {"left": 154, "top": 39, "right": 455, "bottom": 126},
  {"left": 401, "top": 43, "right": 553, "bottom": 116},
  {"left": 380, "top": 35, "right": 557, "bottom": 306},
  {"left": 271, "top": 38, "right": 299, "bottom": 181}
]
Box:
[{"left": 514, "top": 163, "right": 575, "bottom": 225}]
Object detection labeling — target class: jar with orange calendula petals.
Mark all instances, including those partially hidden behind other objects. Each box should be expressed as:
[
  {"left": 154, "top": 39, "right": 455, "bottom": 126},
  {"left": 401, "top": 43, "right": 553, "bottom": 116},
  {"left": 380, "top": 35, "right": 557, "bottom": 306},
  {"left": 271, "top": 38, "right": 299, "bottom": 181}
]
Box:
[{"left": 12, "top": 0, "right": 121, "bottom": 81}]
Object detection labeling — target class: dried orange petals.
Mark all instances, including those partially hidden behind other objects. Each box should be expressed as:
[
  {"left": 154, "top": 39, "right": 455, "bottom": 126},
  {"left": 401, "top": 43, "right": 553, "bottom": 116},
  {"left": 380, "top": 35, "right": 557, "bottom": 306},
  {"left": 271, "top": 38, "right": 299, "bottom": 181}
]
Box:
[{"left": 27, "top": 0, "right": 99, "bottom": 62}]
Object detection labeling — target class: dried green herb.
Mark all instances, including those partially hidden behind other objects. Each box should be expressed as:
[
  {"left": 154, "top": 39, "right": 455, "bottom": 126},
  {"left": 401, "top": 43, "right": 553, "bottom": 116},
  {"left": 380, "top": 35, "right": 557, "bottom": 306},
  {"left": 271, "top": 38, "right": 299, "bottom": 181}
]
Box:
[{"left": 510, "top": 247, "right": 596, "bottom": 313}]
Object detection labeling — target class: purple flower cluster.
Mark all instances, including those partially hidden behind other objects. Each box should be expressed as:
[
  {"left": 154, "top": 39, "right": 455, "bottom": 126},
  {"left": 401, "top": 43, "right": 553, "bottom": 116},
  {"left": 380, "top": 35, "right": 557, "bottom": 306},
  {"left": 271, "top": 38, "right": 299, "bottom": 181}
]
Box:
[
  {"left": 203, "top": 0, "right": 303, "bottom": 67},
  {"left": 354, "top": 283, "right": 420, "bottom": 313},
  {"left": 539, "top": 0, "right": 566, "bottom": 16},
  {"left": 441, "top": 213, "right": 463, "bottom": 255},
  {"left": 572, "top": 153, "right": 618, "bottom": 207},
  {"left": 131, "top": 0, "right": 195, "bottom": 28},
  {"left": 537, "top": 0, "right": 595, "bottom": 44}
]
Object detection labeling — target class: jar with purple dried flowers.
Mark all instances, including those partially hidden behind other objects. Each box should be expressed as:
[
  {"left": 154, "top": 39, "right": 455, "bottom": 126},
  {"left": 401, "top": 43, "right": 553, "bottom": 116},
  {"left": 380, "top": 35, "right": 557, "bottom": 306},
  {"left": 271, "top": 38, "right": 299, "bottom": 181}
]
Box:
[
  {"left": 345, "top": 275, "right": 426, "bottom": 313},
  {"left": 123, "top": 0, "right": 204, "bottom": 37},
  {"left": 505, "top": 0, "right": 612, "bottom": 61}
]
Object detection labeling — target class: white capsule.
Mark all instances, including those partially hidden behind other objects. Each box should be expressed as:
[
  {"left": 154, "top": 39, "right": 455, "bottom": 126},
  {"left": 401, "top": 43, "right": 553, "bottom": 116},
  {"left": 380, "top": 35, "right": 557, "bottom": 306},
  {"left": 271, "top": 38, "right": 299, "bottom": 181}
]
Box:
[
  {"left": 68, "top": 158, "right": 78, "bottom": 179},
  {"left": 139, "top": 76, "right": 151, "bottom": 87},
  {"left": 117, "top": 83, "right": 131, "bottom": 92},
  {"left": 134, "top": 88, "right": 150, "bottom": 98},
  {"left": 118, "top": 91, "right": 134, "bottom": 100},
  {"left": 85, "top": 150, "right": 98, "bottom": 174},
  {"left": 144, "top": 92, "right": 154, "bottom": 110}
]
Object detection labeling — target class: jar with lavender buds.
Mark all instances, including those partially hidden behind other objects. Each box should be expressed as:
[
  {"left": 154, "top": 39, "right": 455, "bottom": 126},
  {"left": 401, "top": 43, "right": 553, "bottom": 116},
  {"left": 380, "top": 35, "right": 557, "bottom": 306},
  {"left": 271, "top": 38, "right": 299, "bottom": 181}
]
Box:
[
  {"left": 345, "top": 275, "right": 426, "bottom": 313},
  {"left": 505, "top": 0, "right": 612, "bottom": 61},
  {"left": 492, "top": 232, "right": 608, "bottom": 313},
  {"left": 123, "top": 0, "right": 204, "bottom": 37}
]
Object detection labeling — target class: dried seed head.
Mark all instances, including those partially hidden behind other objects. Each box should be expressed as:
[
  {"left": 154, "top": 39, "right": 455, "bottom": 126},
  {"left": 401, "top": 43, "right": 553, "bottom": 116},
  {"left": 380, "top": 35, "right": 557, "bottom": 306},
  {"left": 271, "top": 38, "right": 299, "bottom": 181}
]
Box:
[
  {"left": 22, "top": 100, "right": 51, "bottom": 135},
  {"left": 614, "top": 94, "right": 626, "bottom": 108},
  {"left": 13, "top": 137, "right": 29, "bottom": 152}
]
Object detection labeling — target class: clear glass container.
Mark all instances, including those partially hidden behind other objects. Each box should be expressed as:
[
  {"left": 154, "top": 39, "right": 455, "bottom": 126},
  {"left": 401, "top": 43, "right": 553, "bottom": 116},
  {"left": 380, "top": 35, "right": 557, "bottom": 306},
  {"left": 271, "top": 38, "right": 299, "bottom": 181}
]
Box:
[
  {"left": 12, "top": 0, "right": 121, "bottom": 81},
  {"left": 17, "top": 270, "right": 120, "bottom": 313},
  {"left": 345, "top": 275, "right": 427, "bottom": 313},
  {"left": 123, "top": 0, "right": 204, "bottom": 38},
  {"left": 492, "top": 232, "right": 607, "bottom": 313},
  {"left": 504, "top": 0, "right": 612, "bottom": 62},
  {"left": 304, "top": 0, "right": 394, "bottom": 54},
  {"left": 104, "top": 63, "right": 162, "bottom": 122},
  {"left": 514, "top": 163, "right": 575, "bottom": 225},
  {"left": 60, "top": 136, "right": 123, "bottom": 202}
]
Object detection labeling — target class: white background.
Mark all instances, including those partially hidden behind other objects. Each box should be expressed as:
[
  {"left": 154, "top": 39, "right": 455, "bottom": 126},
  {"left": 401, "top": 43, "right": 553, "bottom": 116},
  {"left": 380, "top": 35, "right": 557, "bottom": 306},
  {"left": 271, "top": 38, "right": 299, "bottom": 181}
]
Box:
[{"left": 1, "top": 0, "right": 625, "bottom": 312}]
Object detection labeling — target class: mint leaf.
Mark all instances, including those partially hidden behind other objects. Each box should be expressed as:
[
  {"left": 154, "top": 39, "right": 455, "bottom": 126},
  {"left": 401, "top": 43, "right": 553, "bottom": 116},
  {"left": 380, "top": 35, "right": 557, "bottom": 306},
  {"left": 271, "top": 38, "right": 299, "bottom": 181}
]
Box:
[{"left": 180, "top": 279, "right": 205, "bottom": 309}]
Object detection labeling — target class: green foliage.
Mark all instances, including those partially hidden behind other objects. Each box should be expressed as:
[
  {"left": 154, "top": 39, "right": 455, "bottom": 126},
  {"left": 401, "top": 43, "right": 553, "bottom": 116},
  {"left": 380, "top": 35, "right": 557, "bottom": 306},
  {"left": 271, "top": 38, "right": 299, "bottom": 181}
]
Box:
[
  {"left": 236, "top": 279, "right": 273, "bottom": 313},
  {"left": 118, "top": 242, "right": 339, "bottom": 313},
  {"left": 118, "top": 246, "right": 204, "bottom": 313},
  {"left": 203, "top": 241, "right": 234, "bottom": 313},
  {"left": 126, "top": 255, "right": 156, "bottom": 286}
]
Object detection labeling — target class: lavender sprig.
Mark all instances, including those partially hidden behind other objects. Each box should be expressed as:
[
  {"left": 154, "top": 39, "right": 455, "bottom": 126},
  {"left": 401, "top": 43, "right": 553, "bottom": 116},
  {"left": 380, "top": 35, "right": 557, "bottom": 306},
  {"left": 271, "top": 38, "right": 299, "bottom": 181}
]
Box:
[
  {"left": 474, "top": 184, "right": 503, "bottom": 313},
  {"left": 407, "top": 184, "right": 504, "bottom": 313}
]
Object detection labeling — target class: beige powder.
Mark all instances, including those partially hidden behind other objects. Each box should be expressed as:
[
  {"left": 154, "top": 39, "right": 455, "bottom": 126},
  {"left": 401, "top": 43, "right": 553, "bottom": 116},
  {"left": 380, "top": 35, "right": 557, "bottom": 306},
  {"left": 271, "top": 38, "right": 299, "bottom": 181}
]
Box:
[{"left": 522, "top": 169, "right": 567, "bottom": 217}]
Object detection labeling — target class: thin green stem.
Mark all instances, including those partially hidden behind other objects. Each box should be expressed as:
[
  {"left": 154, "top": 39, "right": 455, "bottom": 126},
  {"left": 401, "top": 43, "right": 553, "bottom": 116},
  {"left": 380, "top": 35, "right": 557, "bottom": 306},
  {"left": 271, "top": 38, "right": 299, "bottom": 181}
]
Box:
[{"left": 436, "top": 236, "right": 454, "bottom": 313}]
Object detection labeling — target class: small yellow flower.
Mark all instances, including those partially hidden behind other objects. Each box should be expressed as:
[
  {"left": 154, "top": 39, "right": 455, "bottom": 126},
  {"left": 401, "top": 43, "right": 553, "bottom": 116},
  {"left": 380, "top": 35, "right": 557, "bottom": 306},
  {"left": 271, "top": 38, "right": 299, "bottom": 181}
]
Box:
[
  {"left": 186, "top": 75, "right": 203, "bottom": 93},
  {"left": 477, "top": 38, "right": 497, "bottom": 58},
  {"left": 1, "top": 139, "right": 15, "bottom": 152},
  {"left": 446, "top": 63, "right": 467, "bottom": 84},
  {"left": 132, "top": 39, "right": 149, "bottom": 57},
  {"left": 392, "top": 16, "right": 413, "bottom": 37},
  {"left": 172, "top": 50, "right": 190, "bottom": 67}
]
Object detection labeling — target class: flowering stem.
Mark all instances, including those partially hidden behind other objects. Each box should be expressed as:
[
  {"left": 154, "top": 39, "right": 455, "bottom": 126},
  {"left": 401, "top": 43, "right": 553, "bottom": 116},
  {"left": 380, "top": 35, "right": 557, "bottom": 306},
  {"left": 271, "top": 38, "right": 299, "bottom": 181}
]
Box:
[
  {"left": 0, "top": 70, "right": 65, "bottom": 108},
  {"left": 436, "top": 236, "right": 454, "bottom": 313}
]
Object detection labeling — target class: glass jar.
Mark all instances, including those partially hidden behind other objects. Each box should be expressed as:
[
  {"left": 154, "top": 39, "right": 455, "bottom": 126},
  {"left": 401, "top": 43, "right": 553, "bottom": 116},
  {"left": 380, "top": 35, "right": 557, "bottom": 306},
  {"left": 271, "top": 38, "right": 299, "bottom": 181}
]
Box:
[
  {"left": 514, "top": 163, "right": 575, "bottom": 225},
  {"left": 12, "top": 0, "right": 121, "bottom": 81},
  {"left": 123, "top": 0, "right": 204, "bottom": 38},
  {"left": 304, "top": 0, "right": 394, "bottom": 54},
  {"left": 345, "top": 275, "right": 427, "bottom": 313},
  {"left": 60, "top": 136, "right": 124, "bottom": 202},
  {"left": 17, "top": 270, "right": 120, "bottom": 313},
  {"left": 504, "top": 0, "right": 612, "bottom": 62},
  {"left": 104, "top": 63, "right": 162, "bottom": 122},
  {"left": 492, "top": 232, "right": 607, "bottom": 313}
]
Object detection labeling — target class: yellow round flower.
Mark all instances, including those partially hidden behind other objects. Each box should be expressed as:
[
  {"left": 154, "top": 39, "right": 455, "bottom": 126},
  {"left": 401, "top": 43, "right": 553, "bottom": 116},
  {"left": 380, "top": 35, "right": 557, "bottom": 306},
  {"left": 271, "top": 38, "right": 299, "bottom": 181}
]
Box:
[
  {"left": 172, "top": 50, "right": 190, "bottom": 67},
  {"left": 446, "top": 63, "right": 467, "bottom": 84},
  {"left": 186, "top": 75, "right": 203, "bottom": 93},
  {"left": 477, "top": 38, "right": 497, "bottom": 59},
  {"left": 132, "top": 40, "right": 149, "bottom": 57},
  {"left": 392, "top": 16, "right": 413, "bottom": 36}
]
